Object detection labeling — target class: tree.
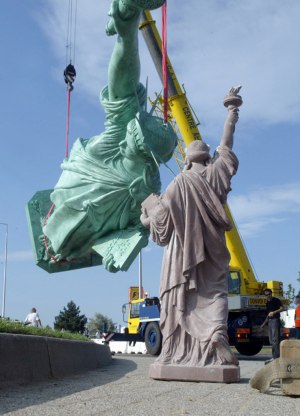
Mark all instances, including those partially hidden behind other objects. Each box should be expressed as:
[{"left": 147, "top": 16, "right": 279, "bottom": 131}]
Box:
[
  {"left": 284, "top": 272, "right": 300, "bottom": 307},
  {"left": 297, "top": 271, "right": 300, "bottom": 296},
  {"left": 284, "top": 283, "right": 296, "bottom": 307},
  {"left": 87, "top": 313, "right": 116, "bottom": 336},
  {"left": 54, "top": 301, "right": 87, "bottom": 333}
]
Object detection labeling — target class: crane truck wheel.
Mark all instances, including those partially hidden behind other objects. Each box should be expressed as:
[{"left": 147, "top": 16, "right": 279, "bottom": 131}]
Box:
[
  {"left": 234, "top": 341, "right": 263, "bottom": 356},
  {"left": 144, "top": 322, "right": 162, "bottom": 356}
]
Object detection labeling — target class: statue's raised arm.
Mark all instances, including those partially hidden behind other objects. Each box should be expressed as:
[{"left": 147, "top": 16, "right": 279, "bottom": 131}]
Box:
[
  {"left": 107, "top": 0, "right": 165, "bottom": 100},
  {"left": 107, "top": 0, "right": 141, "bottom": 100},
  {"left": 220, "top": 85, "right": 243, "bottom": 149}
]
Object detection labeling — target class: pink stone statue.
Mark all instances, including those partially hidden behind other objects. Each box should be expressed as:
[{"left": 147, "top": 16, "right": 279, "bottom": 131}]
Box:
[{"left": 140, "top": 87, "right": 242, "bottom": 381}]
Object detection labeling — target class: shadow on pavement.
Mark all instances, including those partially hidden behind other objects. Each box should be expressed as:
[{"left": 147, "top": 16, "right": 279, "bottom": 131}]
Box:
[{"left": 0, "top": 357, "right": 137, "bottom": 415}]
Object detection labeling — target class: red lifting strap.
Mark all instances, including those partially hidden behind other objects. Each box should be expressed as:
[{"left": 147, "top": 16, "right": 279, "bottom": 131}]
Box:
[
  {"left": 65, "top": 85, "right": 72, "bottom": 158},
  {"left": 42, "top": 63, "right": 77, "bottom": 264},
  {"left": 162, "top": 1, "right": 168, "bottom": 123},
  {"left": 64, "top": 63, "right": 76, "bottom": 158}
]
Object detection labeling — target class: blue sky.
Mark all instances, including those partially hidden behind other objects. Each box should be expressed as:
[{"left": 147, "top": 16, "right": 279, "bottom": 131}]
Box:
[{"left": 0, "top": 0, "right": 299, "bottom": 328}]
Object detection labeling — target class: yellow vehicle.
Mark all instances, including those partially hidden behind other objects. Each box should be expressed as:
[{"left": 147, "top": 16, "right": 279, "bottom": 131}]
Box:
[
  {"left": 137, "top": 11, "right": 290, "bottom": 355},
  {"left": 107, "top": 288, "right": 162, "bottom": 355}
]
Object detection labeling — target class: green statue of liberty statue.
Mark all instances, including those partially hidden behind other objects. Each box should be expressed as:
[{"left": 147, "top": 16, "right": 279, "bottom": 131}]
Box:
[{"left": 26, "top": 0, "right": 177, "bottom": 273}]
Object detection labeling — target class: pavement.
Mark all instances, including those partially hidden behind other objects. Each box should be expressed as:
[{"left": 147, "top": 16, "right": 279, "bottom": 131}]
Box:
[{"left": 0, "top": 352, "right": 299, "bottom": 416}]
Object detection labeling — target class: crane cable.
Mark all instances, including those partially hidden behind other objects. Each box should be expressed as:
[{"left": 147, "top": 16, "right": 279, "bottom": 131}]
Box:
[
  {"left": 42, "top": 0, "right": 78, "bottom": 265},
  {"left": 162, "top": 1, "right": 168, "bottom": 123},
  {"left": 64, "top": 0, "right": 77, "bottom": 158}
]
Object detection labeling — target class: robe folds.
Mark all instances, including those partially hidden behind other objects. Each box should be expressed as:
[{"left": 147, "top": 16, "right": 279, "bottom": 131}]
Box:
[
  {"left": 143, "top": 146, "right": 239, "bottom": 366},
  {"left": 43, "top": 83, "right": 160, "bottom": 259}
]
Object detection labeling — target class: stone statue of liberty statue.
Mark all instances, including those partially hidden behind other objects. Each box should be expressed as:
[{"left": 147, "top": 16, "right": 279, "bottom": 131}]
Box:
[{"left": 27, "top": 0, "right": 177, "bottom": 273}]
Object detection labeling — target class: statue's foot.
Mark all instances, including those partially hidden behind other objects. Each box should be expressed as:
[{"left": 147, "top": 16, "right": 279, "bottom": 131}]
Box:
[
  {"left": 210, "top": 332, "right": 239, "bottom": 366},
  {"left": 49, "top": 254, "right": 62, "bottom": 264},
  {"left": 38, "top": 234, "right": 54, "bottom": 261}
]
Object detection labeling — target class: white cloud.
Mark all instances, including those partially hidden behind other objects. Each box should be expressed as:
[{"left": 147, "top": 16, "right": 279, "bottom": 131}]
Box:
[
  {"left": 229, "top": 183, "right": 300, "bottom": 237},
  {"left": 35, "top": 0, "right": 300, "bottom": 138},
  {"left": 34, "top": 0, "right": 113, "bottom": 99},
  {"left": 0, "top": 250, "right": 33, "bottom": 263},
  {"left": 168, "top": 1, "right": 300, "bottom": 131}
]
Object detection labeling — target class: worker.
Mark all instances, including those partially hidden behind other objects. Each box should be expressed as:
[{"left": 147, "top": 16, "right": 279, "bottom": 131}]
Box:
[
  {"left": 24, "top": 307, "right": 42, "bottom": 327},
  {"left": 260, "top": 289, "right": 284, "bottom": 363},
  {"left": 295, "top": 295, "right": 300, "bottom": 340}
]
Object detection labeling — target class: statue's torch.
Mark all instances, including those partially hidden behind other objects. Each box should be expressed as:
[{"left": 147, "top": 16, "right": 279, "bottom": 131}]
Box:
[{"left": 223, "top": 86, "right": 243, "bottom": 109}]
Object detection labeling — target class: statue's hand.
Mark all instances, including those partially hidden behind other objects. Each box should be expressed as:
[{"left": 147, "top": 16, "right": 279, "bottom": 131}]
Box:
[
  {"left": 107, "top": 0, "right": 141, "bottom": 38},
  {"left": 227, "top": 106, "right": 239, "bottom": 125},
  {"left": 140, "top": 208, "right": 150, "bottom": 228}
]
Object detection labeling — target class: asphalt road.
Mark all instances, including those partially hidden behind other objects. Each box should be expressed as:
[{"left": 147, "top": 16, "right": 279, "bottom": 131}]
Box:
[{"left": 0, "top": 353, "right": 299, "bottom": 416}]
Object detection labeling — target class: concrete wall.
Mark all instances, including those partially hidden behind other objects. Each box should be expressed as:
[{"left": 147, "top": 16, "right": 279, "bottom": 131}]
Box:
[{"left": 0, "top": 333, "right": 112, "bottom": 387}]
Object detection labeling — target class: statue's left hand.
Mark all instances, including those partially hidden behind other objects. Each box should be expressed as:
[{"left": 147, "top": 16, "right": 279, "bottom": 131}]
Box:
[{"left": 140, "top": 208, "right": 150, "bottom": 228}]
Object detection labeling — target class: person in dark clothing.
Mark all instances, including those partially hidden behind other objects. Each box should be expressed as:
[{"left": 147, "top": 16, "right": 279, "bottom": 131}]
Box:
[{"left": 260, "top": 289, "right": 284, "bottom": 363}]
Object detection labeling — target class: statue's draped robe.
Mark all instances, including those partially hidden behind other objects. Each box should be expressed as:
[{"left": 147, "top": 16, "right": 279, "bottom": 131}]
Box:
[
  {"left": 144, "top": 146, "right": 239, "bottom": 366},
  {"left": 43, "top": 83, "right": 160, "bottom": 259}
]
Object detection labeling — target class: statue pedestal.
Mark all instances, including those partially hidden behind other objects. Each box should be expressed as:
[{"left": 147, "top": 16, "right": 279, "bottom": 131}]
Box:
[{"left": 149, "top": 362, "right": 240, "bottom": 383}]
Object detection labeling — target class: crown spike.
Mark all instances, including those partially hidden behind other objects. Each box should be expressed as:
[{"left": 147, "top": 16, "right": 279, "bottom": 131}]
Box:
[
  {"left": 149, "top": 91, "right": 162, "bottom": 117},
  {"left": 145, "top": 76, "right": 149, "bottom": 112}
]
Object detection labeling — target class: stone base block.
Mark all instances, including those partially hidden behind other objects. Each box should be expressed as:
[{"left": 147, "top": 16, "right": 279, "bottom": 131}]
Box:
[
  {"left": 281, "top": 339, "right": 300, "bottom": 396},
  {"left": 149, "top": 362, "right": 240, "bottom": 383}
]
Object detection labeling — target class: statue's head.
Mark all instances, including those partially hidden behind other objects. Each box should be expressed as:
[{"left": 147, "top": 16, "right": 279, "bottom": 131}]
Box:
[
  {"left": 185, "top": 140, "right": 211, "bottom": 166},
  {"left": 122, "top": 112, "right": 177, "bottom": 164}
]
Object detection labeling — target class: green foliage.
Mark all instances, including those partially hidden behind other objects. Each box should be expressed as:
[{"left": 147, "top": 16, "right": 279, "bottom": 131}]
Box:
[
  {"left": 0, "top": 318, "right": 90, "bottom": 342},
  {"left": 284, "top": 273, "right": 300, "bottom": 306},
  {"left": 285, "top": 283, "right": 296, "bottom": 307},
  {"left": 297, "top": 272, "right": 300, "bottom": 296},
  {"left": 54, "top": 300, "right": 87, "bottom": 333},
  {"left": 87, "top": 312, "right": 116, "bottom": 336}
]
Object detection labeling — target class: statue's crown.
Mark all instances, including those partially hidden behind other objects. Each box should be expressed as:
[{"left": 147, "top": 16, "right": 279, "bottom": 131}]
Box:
[{"left": 131, "top": 111, "right": 177, "bottom": 164}]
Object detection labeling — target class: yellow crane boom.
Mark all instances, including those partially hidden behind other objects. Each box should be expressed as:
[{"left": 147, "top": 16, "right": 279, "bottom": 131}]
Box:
[{"left": 139, "top": 10, "right": 283, "bottom": 297}]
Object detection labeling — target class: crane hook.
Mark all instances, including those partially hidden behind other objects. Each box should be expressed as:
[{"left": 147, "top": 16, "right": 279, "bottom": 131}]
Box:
[{"left": 64, "top": 63, "right": 76, "bottom": 90}]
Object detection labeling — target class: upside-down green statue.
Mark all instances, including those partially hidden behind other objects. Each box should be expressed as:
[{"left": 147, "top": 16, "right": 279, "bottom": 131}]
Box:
[{"left": 26, "top": 0, "right": 177, "bottom": 273}]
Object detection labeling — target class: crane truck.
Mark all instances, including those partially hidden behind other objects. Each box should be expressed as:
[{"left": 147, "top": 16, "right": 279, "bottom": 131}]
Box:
[
  {"left": 106, "top": 11, "right": 290, "bottom": 356},
  {"left": 106, "top": 288, "right": 291, "bottom": 356}
]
